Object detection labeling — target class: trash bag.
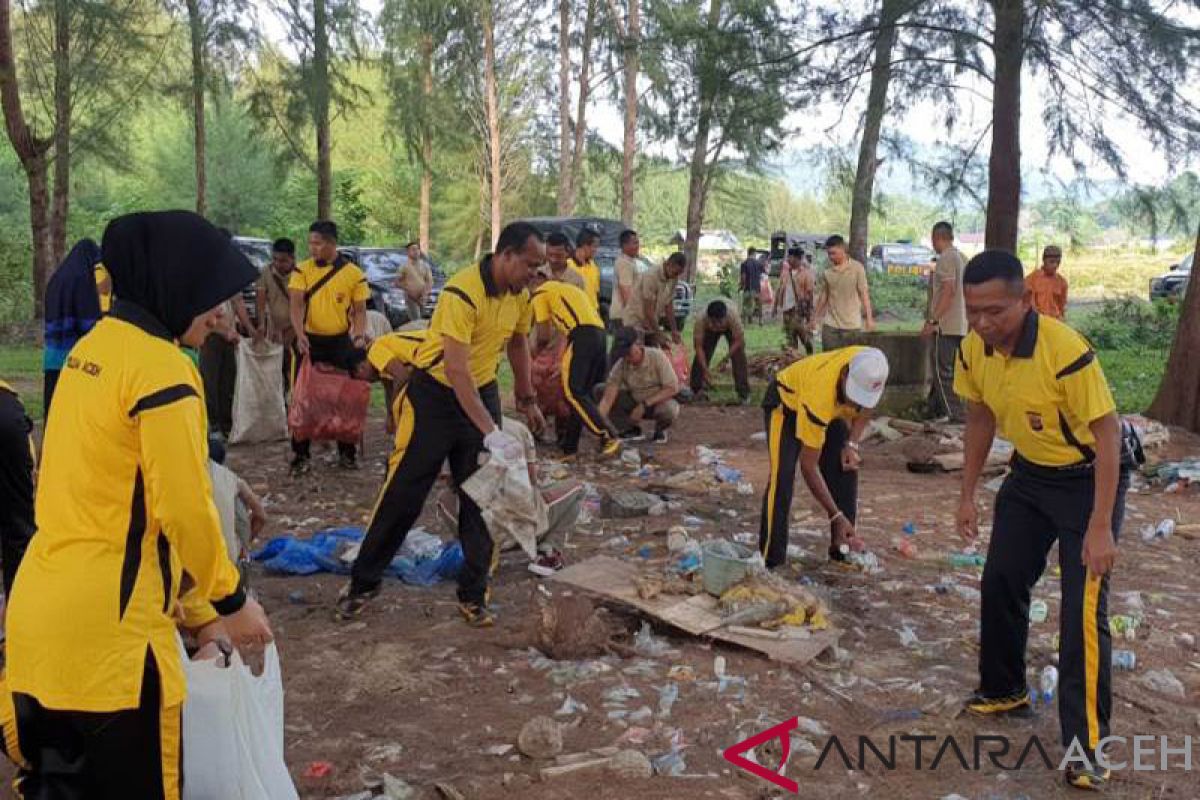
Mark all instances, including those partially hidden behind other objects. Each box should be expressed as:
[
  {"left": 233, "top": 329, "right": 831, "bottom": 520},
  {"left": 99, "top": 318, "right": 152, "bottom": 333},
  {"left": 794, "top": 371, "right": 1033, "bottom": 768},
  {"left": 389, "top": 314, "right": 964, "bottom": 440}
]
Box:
[
  {"left": 253, "top": 527, "right": 362, "bottom": 575},
  {"left": 393, "top": 541, "right": 465, "bottom": 586},
  {"left": 182, "top": 643, "right": 298, "bottom": 800},
  {"left": 664, "top": 342, "right": 690, "bottom": 386},
  {"left": 287, "top": 358, "right": 370, "bottom": 444},
  {"left": 532, "top": 339, "right": 571, "bottom": 420},
  {"left": 229, "top": 339, "right": 288, "bottom": 445}
]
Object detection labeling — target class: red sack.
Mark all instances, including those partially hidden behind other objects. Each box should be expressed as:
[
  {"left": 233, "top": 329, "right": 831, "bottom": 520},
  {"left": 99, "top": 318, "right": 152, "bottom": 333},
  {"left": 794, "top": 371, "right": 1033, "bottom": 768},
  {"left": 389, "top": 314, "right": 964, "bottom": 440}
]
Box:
[
  {"left": 665, "top": 342, "right": 690, "bottom": 386},
  {"left": 533, "top": 339, "right": 571, "bottom": 420},
  {"left": 287, "top": 358, "right": 370, "bottom": 444}
]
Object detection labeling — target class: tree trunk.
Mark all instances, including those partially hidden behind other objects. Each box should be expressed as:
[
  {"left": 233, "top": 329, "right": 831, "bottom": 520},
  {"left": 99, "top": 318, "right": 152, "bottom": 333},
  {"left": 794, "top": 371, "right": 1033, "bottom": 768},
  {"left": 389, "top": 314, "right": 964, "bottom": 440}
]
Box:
[
  {"left": 611, "top": 0, "right": 639, "bottom": 226},
  {"left": 313, "top": 0, "right": 333, "bottom": 220},
  {"left": 483, "top": 1, "right": 501, "bottom": 248},
  {"left": 556, "top": 0, "right": 572, "bottom": 215},
  {"left": 1147, "top": 222, "right": 1200, "bottom": 430},
  {"left": 682, "top": 0, "right": 722, "bottom": 281},
  {"left": 419, "top": 32, "right": 433, "bottom": 252},
  {"left": 848, "top": 0, "right": 900, "bottom": 265},
  {"left": 187, "top": 0, "right": 207, "bottom": 217},
  {"left": 0, "top": 0, "right": 54, "bottom": 318},
  {"left": 565, "top": 0, "right": 595, "bottom": 215},
  {"left": 985, "top": 0, "right": 1025, "bottom": 252},
  {"left": 49, "top": 0, "right": 69, "bottom": 264}
]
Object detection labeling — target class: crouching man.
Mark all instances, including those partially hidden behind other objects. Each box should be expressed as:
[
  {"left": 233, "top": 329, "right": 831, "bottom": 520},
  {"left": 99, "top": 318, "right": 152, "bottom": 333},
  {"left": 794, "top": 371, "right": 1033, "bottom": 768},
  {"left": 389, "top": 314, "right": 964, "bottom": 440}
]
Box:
[{"left": 598, "top": 327, "right": 680, "bottom": 444}]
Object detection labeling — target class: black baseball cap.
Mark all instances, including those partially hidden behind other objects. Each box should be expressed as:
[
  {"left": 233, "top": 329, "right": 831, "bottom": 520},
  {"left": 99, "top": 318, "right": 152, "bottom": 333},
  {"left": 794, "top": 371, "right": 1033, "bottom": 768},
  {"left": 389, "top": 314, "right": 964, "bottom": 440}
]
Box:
[{"left": 610, "top": 326, "right": 642, "bottom": 363}]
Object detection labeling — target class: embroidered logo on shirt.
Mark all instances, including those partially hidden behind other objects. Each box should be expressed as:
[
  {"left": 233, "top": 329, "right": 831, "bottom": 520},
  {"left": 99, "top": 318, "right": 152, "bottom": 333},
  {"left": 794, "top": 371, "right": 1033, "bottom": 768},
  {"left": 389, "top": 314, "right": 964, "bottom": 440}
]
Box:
[{"left": 1027, "top": 411, "right": 1044, "bottom": 431}]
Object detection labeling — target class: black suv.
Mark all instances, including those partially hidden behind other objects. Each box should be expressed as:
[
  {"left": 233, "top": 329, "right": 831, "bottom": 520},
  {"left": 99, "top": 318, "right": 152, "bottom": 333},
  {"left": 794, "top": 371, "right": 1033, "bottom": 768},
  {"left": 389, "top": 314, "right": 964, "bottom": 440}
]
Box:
[
  {"left": 519, "top": 216, "right": 694, "bottom": 324},
  {"left": 341, "top": 246, "right": 447, "bottom": 328}
]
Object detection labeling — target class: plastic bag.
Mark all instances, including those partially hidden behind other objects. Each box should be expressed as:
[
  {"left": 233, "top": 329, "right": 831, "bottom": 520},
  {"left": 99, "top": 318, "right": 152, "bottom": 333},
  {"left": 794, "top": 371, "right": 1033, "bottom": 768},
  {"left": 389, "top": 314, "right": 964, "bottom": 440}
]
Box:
[
  {"left": 532, "top": 339, "right": 571, "bottom": 420},
  {"left": 182, "top": 644, "right": 298, "bottom": 800},
  {"left": 287, "top": 358, "right": 370, "bottom": 444},
  {"left": 664, "top": 342, "right": 689, "bottom": 386},
  {"left": 229, "top": 339, "right": 288, "bottom": 445}
]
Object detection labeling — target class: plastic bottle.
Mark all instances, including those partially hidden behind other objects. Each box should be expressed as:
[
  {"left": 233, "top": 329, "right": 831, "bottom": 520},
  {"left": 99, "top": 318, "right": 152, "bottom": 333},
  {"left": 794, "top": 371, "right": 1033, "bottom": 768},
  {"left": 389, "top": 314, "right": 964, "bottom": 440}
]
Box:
[
  {"left": 893, "top": 537, "right": 918, "bottom": 559},
  {"left": 1111, "top": 614, "right": 1139, "bottom": 641},
  {"left": 1156, "top": 519, "right": 1176, "bottom": 539},
  {"left": 948, "top": 553, "right": 986, "bottom": 568},
  {"left": 657, "top": 683, "right": 679, "bottom": 718},
  {"left": 1029, "top": 599, "right": 1049, "bottom": 623},
  {"left": 1040, "top": 666, "right": 1059, "bottom": 706},
  {"left": 1112, "top": 650, "right": 1137, "bottom": 671},
  {"left": 902, "top": 521, "right": 917, "bottom": 536}
]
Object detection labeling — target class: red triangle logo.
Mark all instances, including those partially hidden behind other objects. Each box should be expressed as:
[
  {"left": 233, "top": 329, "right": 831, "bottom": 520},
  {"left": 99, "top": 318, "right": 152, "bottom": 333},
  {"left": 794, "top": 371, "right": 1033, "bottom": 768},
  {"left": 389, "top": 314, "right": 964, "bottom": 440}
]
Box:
[{"left": 721, "top": 716, "right": 799, "bottom": 793}]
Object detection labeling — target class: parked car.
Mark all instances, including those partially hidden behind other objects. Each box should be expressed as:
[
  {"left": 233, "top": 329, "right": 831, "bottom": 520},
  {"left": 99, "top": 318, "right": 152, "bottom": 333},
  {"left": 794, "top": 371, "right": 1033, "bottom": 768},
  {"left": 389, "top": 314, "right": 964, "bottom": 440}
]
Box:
[
  {"left": 519, "top": 216, "right": 694, "bottom": 325},
  {"left": 766, "top": 231, "right": 837, "bottom": 276},
  {"left": 341, "top": 246, "right": 447, "bottom": 328},
  {"left": 1150, "top": 252, "right": 1193, "bottom": 301},
  {"left": 232, "top": 236, "right": 273, "bottom": 328},
  {"left": 868, "top": 242, "right": 936, "bottom": 276}
]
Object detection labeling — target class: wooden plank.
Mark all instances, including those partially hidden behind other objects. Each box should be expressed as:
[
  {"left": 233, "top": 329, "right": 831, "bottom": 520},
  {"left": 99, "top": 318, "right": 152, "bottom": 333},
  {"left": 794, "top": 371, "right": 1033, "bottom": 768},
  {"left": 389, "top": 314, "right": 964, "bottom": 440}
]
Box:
[{"left": 549, "top": 556, "right": 839, "bottom": 666}]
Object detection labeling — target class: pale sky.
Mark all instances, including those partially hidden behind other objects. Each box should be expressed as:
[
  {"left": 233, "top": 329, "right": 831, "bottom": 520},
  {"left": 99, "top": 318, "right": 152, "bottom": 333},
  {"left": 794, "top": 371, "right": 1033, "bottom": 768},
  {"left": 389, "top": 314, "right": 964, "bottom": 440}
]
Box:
[{"left": 255, "top": 0, "right": 1195, "bottom": 193}]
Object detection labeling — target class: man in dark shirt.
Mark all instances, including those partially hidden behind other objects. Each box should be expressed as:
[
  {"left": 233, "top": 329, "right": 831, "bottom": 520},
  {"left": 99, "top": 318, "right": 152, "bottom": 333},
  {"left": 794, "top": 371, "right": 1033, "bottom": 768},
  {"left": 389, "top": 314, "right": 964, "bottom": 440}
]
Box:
[{"left": 739, "top": 248, "right": 765, "bottom": 324}]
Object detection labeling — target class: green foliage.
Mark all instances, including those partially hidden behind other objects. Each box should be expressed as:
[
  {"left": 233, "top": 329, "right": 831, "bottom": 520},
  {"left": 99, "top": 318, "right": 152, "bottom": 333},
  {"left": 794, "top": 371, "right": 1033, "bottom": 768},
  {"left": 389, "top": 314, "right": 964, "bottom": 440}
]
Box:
[
  {"left": 868, "top": 273, "right": 928, "bottom": 322},
  {"left": 1078, "top": 298, "right": 1181, "bottom": 351}
]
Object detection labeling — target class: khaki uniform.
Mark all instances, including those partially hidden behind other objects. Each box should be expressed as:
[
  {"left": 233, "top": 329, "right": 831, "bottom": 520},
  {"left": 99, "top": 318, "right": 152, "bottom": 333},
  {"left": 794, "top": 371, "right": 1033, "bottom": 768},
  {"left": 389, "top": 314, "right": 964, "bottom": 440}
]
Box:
[{"left": 606, "top": 347, "right": 680, "bottom": 432}]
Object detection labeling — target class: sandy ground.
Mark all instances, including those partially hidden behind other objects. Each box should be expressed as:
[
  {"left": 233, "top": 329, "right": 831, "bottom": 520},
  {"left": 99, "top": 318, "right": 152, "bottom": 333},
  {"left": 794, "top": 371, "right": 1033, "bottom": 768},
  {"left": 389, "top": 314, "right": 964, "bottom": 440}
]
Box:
[{"left": 4, "top": 402, "right": 1199, "bottom": 800}]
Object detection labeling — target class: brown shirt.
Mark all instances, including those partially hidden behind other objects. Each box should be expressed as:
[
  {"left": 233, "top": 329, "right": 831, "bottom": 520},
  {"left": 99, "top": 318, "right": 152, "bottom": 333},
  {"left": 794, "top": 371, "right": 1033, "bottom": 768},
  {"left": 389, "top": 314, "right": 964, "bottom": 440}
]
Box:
[
  {"left": 257, "top": 265, "right": 294, "bottom": 343},
  {"left": 609, "top": 347, "right": 679, "bottom": 402},
  {"left": 622, "top": 267, "right": 678, "bottom": 329},
  {"left": 397, "top": 258, "right": 433, "bottom": 299},
  {"left": 931, "top": 247, "right": 968, "bottom": 336},
  {"left": 693, "top": 297, "right": 744, "bottom": 338},
  {"left": 1026, "top": 270, "right": 1068, "bottom": 319},
  {"left": 818, "top": 258, "right": 869, "bottom": 331},
  {"left": 610, "top": 253, "right": 641, "bottom": 322}
]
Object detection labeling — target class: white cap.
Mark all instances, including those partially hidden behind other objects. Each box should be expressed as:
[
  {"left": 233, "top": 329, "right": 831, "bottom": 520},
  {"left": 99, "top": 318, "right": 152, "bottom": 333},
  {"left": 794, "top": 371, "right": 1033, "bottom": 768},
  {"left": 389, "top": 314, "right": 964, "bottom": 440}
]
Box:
[{"left": 846, "top": 347, "right": 889, "bottom": 409}]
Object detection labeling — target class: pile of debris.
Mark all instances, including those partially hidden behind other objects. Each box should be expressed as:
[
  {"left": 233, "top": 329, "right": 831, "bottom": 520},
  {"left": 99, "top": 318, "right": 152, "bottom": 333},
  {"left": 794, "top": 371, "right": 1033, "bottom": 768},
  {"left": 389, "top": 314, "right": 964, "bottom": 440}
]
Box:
[{"left": 739, "top": 348, "right": 804, "bottom": 380}]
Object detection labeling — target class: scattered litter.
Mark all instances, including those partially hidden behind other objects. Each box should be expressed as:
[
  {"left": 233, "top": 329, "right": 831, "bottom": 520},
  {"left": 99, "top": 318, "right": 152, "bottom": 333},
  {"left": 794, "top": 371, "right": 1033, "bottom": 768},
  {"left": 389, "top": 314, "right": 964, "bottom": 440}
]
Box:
[
  {"left": 1139, "top": 669, "right": 1186, "bottom": 699},
  {"left": 381, "top": 774, "right": 415, "bottom": 800},
  {"left": 1029, "top": 600, "right": 1048, "bottom": 623},
  {"left": 518, "top": 716, "right": 564, "bottom": 759},
  {"left": 695, "top": 445, "right": 723, "bottom": 465},
  {"left": 484, "top": 744, "right": 515, "bottom": 756},
  {"left": 666, "top": 526, "right": 691, "bottom": 553},
  {"left": 1113, "top": 650, "right": 1137, "bottom": 671},
  {"left": 736, "top": 481, "right": 755, "bottom": 496},
  {"left": 657, "top": 683, "right": 679, "bottom": 718},
  {"left": 621, "top": 448, "right": 642, "bottom": 467},
  {"left": 1039, "top": 665, "right": 1059, "bottom": 706},
  {"left": 302, "top": 761, "right": 334, "bottom": 779},
  {"left": 1141, "top": 518, "right": 1175, "bottom": 542},
  {"left": 750, "top": 431, "right": 767, "bottom": 442},
  {"left": 608, "top": 749, "right": 653, "bottom": 779},
  {"left": 681, "top": 515, "right": 705, "bottom": 529},
  {"left": 796, "top": 716, "right": 828, "bottom": 737},
  {"left": 1111, "top": 614, "right": 1139, "bottom": 640},
  {"left": 947, "top": 552, "right": 986, "bottom": 568},
  {"left": 898, "top": 625, "right": 920, "bottom": 648},
  {"left": 601, "top": 490, "right": 663, "bottom": 519},
  {"left": 602, "top": 685, "right": 642, "bottom": 706},
  {"left": 667, "top": 664, "right": 696, "bottom": 682},
  {"left": 555, "top": 696, "right": 588, "bottom": 716},
  {"left": 714, "top": 465, "right": 743, "bottom": 483},
  {"left": 634, "top": 622, "right": 680, "bottom": 659},
  {"left": 1176, "top": 632, "right": 1196, "bottom": 650},
  {"left": 847, "top": 550, "right": 882, "bottom": 573},
  {"left": 254, "top": 527, "right": 463, "bottom": 586}
]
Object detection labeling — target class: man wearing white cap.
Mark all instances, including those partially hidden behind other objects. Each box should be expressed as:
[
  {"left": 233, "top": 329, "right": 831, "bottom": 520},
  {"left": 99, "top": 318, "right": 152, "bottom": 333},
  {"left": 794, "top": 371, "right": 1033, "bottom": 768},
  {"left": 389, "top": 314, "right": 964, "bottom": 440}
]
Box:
[{"left": 758, "top": 346, "right": 889, "bottom": 567}]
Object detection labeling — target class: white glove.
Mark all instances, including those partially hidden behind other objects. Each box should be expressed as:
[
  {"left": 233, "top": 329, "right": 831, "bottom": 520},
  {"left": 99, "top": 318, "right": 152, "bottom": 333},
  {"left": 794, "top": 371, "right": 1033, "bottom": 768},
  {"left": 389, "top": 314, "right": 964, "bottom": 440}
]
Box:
[{"left": 484, "top": 429, "right": 524, "bottom": 464}]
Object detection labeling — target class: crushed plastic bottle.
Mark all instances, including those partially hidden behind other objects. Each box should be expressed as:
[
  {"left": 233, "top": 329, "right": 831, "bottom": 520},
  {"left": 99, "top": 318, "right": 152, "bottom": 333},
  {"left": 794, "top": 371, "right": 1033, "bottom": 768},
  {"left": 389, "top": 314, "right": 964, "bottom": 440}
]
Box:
[
  {"left": 1040, "top": 666, "right": 1059, "bottom": 706},
  {"left": 1112, "top": 649, "right": 1137, "bottom": 671},
  {"left": 1141, "top": 518, "right": 1175, "bottom": 542},
  {"left": 847, "top": 550, "right": 882, "bottom": 574},
  {"left": 714, "top": 465, "right": 743, "bottom": 483},
  {"left": 736, "top": 481, "right": 755, "bottom": 496},
  {"left": 1029, "top": 600, "right": 1049, "bottom": 623},
  {"left": 634, "top": 621, "right": 679, "bottom": 658},
  {"left": 657, "top": 683, "right": 679, "bottom": 718},
  {"left": 948, "top": 553, "right": 986, "bottom": 568},
  {"left": 1111, "top": 614, "right": 1139, "bottom": 640}
]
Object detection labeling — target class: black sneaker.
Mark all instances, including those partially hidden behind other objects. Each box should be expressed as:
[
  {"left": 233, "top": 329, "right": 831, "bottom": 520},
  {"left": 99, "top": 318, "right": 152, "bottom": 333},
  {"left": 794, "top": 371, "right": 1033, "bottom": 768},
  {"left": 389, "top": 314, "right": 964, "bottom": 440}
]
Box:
[
  {"left": 619, "top": 426, "right": 645, "bottom": 442},
  {"left": 651, "top": 429, "right": 669, "bottom": 444},
  {"left": 289, "top": 455, "right": 311, "bottom": 477},
  {"left": 334, "top": 584, "right": 380, "bottom": 620},
  {"left": 964, "top": 690, "right": 1034, "bottom": 718}
]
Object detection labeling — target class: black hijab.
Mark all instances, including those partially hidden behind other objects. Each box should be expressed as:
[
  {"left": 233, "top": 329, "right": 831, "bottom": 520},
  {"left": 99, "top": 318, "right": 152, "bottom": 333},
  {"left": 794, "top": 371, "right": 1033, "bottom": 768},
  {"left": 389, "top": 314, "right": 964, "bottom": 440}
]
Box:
[{"left": 101, "top": 211, "right": 258, "bottom": 339}]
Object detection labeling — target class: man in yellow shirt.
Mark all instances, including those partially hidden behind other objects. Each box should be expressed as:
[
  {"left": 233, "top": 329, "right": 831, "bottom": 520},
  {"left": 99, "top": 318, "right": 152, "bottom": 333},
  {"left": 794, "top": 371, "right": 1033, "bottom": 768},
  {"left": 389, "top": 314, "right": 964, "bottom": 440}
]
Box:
[
  {"left": 569, "top": 229, "right": 602, "bottom": 311},
  {"left": 954, "top": 251, "right": 1129, "bottom": 791},
  {"left": 758, "top": 346, "right": 889, "bottom": 567},
  {"left": 1025, "top": 244, "right": 1068, "bottom": 319},
  {"left": 7, "top": 211, "right": 272, "bottom": 798},
  {"left": 530, "top": 269, "right": 620, "bottom": 456},
  {"left": 287, "top": 219, "right": 370, "bottom": 473},
  {"left": 545, "top": 232, "right": 587, "bottom": 290},
  {"left": 339, "top": 222, "right": 546, "bottom": 627},
  {"left": 364, "top": 326, "right": 428, "bottom": 433}
]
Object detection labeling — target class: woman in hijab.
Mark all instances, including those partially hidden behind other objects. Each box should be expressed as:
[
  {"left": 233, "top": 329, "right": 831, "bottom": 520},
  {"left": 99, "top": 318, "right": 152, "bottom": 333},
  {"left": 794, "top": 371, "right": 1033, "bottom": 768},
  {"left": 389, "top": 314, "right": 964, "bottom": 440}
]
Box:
[
  {"left": 6, "top": 211, "right": 274, "bottom": 798},
  {"left": 41, "top": 238, "right": 102, "bottom": 415}
]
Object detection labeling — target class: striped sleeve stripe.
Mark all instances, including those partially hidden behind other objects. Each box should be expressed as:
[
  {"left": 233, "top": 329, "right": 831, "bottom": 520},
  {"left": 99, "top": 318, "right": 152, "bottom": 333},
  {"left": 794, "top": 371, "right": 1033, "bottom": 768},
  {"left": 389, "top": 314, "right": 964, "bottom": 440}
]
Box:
[
  {"left": 802, "top": 404, "right": 828, "bottom": 428},
  {"left": 1055, "top": 351, "right": 1095, "bottom": 380},
  {"left": 443, "top": 286, "right": 476, "bottom": 310},
  {"left": 128, "top": 384, "right": 198, "bottom": 417}
]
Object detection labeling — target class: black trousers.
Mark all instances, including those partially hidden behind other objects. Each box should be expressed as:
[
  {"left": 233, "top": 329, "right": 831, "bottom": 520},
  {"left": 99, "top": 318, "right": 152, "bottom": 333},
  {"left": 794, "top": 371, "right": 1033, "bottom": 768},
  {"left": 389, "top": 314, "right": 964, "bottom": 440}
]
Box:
[
  {"left": 758, "top": 380, "right": 857, "bottom": 569},
  {"left": 928, "top": 331, "right": 964, "bottom": 422},
  {"left": 561, "top": 326, "right": 618, "bottom": 454},
  {"left": 14, "top": 650, "right": 181, "bottom": 799},
  {"left": 351, "top": 372, "right": 501, "bottom": 606},
  {"left": 689, "top": 328, "right": 750, "bottom": 400},
  {"left": 0, "top": 389, "right": 35, "bottom": 597},
  {"left": 290, "top": 333, "right": 365, "bottom": 459},
  {"left": 199, "top": 332, "right": 236, "bottom": 437},
  {"left": 981, "top": 457, "right": 1129, "bottom": 753}
]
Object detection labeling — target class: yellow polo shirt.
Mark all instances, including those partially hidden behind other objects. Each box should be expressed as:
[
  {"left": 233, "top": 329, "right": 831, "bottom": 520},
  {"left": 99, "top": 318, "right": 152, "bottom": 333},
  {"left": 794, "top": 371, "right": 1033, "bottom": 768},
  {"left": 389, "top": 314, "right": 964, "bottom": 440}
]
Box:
[
  {"left": 368, "top": 329, "right": 428, "bottom": 375},
  {"left": 954, "top": 312, "right": 1114, "bottom": 467},
  {"left": 531, "top": 280, "right": 603, "bottom": 335},
  {"left": 287, "top": 257, "right": 370, "bottom": 336},
  {"left": 774, "top": 346, "right": 864, "bottom": 449},
  {"left": 413, "top": 258, "right": 533, "bottom": 388},
  {"left": 569, "top": 257, "right": 601, "bottom": 309},
  {"left": 95, "top": 263, "right": 112, "bottom": 313},
  {"left": 7, "top": 311, "right": 244, "bottom": 712}
]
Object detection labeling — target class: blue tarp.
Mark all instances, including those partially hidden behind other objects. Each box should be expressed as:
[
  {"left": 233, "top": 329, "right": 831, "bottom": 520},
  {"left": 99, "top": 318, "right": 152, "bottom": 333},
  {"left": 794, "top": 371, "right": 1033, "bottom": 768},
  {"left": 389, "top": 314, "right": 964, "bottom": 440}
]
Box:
[{"left": 252, "top": 527, "right": 464, "bottom": 586}]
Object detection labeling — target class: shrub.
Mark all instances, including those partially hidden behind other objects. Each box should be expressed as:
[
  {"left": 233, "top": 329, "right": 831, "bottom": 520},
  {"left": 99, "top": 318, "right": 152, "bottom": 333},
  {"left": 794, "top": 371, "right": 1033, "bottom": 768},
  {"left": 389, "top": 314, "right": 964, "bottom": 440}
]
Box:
[{"left": 1079, "top": 297, "right": 1180, "bottom": 351}]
